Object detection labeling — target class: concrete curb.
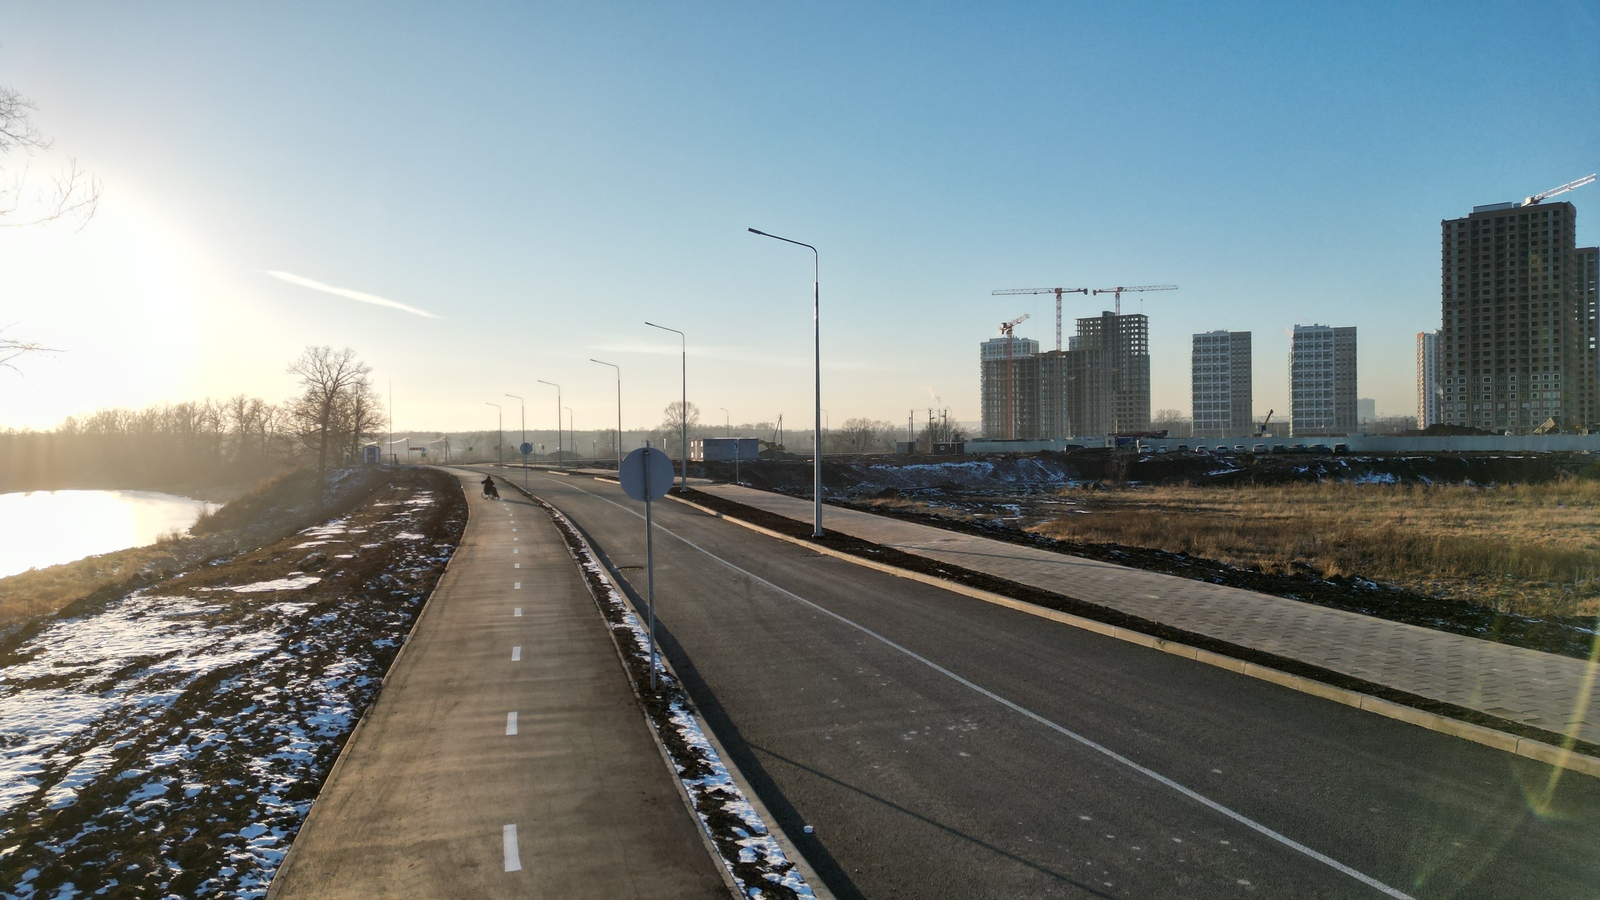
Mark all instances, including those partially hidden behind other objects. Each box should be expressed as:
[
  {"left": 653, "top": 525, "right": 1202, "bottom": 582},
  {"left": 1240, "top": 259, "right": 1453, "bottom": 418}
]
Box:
[
  {"left": 508, "top": 477, "right": 835, "bottom": 900},
  {"left": 667, "top": 492, "right": 1600, "bottom": 781}
]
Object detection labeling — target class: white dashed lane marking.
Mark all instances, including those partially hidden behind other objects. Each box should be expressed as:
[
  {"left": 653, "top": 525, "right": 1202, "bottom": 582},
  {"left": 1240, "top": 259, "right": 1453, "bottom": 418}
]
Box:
[
  {"left": 514, "top": 582, "right": 522, "bottom": 589},
  {"left": 506, "top": 712, "right": 518, "bottom": 735},
  {"left": 514, "top": 607, "right": 522, "bottom": 617},
  {"left": 512, "top": 646, "right": 522, "bottom": 661},
  {"left": 503, "top": 824, "right": 521, "bottom": 872}
]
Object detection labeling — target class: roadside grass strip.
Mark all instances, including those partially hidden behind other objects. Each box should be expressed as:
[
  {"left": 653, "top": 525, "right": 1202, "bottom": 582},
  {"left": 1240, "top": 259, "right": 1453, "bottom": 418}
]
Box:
[{"left": 530, "top": 496, "right": 816, "bottom": 900}]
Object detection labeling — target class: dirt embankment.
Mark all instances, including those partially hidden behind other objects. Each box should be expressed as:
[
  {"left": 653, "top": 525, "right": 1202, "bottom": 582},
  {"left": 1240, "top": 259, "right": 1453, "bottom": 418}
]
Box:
[
  {"left": 697, "top": 449, "right": 1596, "bottom": 498},
  {"left": 0, "top": 466, "right": 466, "bottom": 899}
]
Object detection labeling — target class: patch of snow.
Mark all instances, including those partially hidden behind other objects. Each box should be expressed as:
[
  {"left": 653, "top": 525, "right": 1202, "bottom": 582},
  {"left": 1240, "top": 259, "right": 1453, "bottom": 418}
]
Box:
[{"left": 202, "top": 575, "right": 322, "bottom": 593}]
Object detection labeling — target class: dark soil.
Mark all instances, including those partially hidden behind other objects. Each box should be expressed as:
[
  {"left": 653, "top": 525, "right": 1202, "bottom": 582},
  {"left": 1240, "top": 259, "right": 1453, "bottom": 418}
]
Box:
[
  {"left": 0, "top": 467, "right": 467, "bottom": 899},
  {"left": 695, "top": 448, "right": 1598, "bottom": 496},
  {"left": 676, "top": 487, "right": 1600, "bottom": 761}
]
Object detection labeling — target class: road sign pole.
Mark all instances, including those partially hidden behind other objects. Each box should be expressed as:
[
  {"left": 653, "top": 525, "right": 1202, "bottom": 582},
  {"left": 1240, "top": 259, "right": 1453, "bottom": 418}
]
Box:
[
  {"left": 619, "top": 443, "right": 672, "bottom": 694},
  {"left": 644, "top": 444, "right": 656, "bottom": 692}
]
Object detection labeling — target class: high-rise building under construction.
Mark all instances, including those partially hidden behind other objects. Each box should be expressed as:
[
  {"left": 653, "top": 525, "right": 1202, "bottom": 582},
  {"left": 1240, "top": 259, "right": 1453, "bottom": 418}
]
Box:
[
  {"left": 1437, "top": 198, "right": 1598, "bottom": 433},
  {"left": 979, "top": 313, "right": 1150, "bottom": 439}
]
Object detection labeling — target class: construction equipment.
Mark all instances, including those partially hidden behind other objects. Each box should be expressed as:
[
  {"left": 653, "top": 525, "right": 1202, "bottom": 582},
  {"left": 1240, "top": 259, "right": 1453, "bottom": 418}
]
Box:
[
  {"left": 1257, "top": 409, "right": 1274, "bottom": 437},
  {"left": 1520, "top": 174, "right": 1595, "bottom": 207},
  {"left": 1000, "top": 314, "right": 1029, "bottom": 439},
  {"left": 992, "top": 287, "right": 1090, "bottom": 352},
  {"left": 1091, "top": 284, "right": 1177, "bottom": 316}
]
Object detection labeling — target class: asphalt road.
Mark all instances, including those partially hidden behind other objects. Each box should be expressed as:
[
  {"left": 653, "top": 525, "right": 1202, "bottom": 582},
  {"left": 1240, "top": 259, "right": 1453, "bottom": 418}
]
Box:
[{"left": 507, "top": 466, "right": 1600, "bottom": 900}]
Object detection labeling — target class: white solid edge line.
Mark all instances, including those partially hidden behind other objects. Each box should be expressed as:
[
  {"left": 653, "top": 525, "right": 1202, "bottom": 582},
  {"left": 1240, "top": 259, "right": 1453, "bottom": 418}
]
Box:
[
  {"left": 546, "top": 473, "right": 1416, "bottom": 900},
  {"left": 503, "top": 823, "right": 521, "bottom": 872},
  {"left": 507, "top": 711, "right": 518, "bottom": 735}
]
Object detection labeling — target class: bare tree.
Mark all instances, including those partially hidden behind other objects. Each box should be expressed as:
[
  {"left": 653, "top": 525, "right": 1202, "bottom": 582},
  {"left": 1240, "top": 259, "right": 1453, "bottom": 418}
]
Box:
[
  {"left": 838, "top": 417, "right": 880, "bottom": 453},
  {"left": 656, "top": 401, "right": 700, "bottom": 453},
  {"left": 0, "top": 325, "right": 58, "bottom": 376},
  {"left": 288, "top": 347, "right": 371, "bottom": 474},
  {"left": 1151, "top": 409, "right": 1193, "bottom": 438},
  {"left": 339, "top": 377, "right": 387, "bottom": 465},
  {"left": 0, "top": 85, "right": 101, "bottom": 230}
]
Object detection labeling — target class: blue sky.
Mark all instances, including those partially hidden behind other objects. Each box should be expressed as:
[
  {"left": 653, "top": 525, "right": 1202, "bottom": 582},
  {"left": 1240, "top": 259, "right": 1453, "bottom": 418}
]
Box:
[{"left": 2, "top": 2, "right": 1596, "bottom": 432}]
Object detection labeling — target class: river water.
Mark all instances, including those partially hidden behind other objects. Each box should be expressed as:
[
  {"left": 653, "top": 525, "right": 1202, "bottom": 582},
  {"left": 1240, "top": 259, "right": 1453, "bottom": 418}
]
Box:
[{"left": 0, "top": 490, "right": 220, "bottom": 579}]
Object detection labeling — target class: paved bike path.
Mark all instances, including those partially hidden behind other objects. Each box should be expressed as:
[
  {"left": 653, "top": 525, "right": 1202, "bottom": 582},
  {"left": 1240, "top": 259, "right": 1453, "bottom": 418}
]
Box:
[{"left": 269, "top": 471, "right": 724, "bottom": 899}]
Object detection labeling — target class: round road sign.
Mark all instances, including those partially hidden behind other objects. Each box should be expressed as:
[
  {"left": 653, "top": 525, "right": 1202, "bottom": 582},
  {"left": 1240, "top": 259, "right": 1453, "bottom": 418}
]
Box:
[
  {"left": 619, "top": 447, "right": 674, "bottom": 502},
  {"left": 520, "top": 442, "right": 533, "bottom": 456}
]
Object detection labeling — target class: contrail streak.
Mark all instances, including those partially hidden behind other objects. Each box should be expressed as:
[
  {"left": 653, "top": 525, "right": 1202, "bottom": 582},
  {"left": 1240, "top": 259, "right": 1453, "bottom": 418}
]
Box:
[{"left": 265, "top": 270, "right": 440, "bottom": 319}]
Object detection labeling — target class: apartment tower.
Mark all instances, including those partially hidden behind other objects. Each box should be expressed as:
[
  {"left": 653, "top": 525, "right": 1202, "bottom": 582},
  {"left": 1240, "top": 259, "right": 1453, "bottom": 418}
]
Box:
[
  {"left": 1191, "top": 330, "right": 1252, "bottom": 437},
  {"left": 1289, "top": 325, "right": 1357, "bottom": 435},
  {"left": 1437, "top": 199, "right": 1598, "bottom": 433},
  {"left": 1416, "top": 330, "right": 1441, "bottom": 427}
]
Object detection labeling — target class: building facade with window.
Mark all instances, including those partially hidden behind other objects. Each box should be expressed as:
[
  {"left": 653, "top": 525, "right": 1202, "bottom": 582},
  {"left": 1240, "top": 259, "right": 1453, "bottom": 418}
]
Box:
[
  {"left": 1416, "top": 330, "right": 1441, "bottom": 427},
  {"left": 1436, "top": 199, "right": 1598, "bottom": 433},
  {"left": 1289, "top": 324, "right": 1357, "bottom": 435},
  {"left": 1191, "top": 330, "right": 1252, "bottom": 437}
]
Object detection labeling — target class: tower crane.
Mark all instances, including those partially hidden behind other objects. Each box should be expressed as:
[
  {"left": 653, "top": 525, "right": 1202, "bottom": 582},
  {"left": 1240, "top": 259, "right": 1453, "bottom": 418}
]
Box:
[
  {"left": 992, "top": 287, "right": 1089, "bottom": 352},
  {"left": 999, "top": 313, "right": 1029, "bottom": 439},
  {"left": 1091, "top": 284, "right": 1178, "bottom": 316},
  {"left": 1519, "top": 174, "right": 1595, "bottom": 207}
]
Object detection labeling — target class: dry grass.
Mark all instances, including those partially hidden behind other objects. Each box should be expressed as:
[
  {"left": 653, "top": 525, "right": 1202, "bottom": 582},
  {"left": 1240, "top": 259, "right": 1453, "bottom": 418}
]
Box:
[
  {"left": 1030, "top": 479, "right": 1600, "bottom": 616},
  {"left": 0, "top": 539, "right": 226, "bottom": 629}
]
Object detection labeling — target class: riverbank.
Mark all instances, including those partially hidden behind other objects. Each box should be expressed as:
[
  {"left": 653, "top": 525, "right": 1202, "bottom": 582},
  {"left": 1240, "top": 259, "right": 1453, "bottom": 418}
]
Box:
[
  {"left": 1, "top": 468, "right": 371, "bottom": 636},
  {"left": 0, "top": 466, "right": 467, "bottom": 898}
]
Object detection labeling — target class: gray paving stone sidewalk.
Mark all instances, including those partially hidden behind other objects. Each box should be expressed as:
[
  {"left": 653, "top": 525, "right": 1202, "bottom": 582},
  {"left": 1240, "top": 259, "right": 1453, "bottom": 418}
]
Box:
[{"left": 694, "top": 483, "right": 1600, "bottom": 748}]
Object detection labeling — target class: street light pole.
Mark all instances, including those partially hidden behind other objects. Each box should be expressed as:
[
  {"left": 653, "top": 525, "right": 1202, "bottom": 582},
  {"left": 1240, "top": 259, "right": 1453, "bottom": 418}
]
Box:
[
  {"left": 565, "top": 406, "right": 574, "bottom": 460},
  {"left": 645, "top": 321, "right": 688, "bottom": 492},
  {"left": 484, "top": 402, "right": 502, "bottom": 466},
  {"left": 591, "top": 359, "right": 622, "bottom": 472},
  {"left": 537, "top": 380, "right": 563, "bottom": 472},
  {"left": 749, "top": 227, "right": 823, "bottom": 538},
  {"left": 505, "top": 394, "right": 526, "bottom": 488},
  {"left": 720, "top": 407, "right": 729, "bottom": 437}
]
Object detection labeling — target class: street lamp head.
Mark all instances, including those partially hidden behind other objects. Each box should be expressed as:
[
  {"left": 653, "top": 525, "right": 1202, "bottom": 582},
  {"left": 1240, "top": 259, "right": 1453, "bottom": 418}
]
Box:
[{"left": 747, "top": 228, "right": 765, "bottom": 236}]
